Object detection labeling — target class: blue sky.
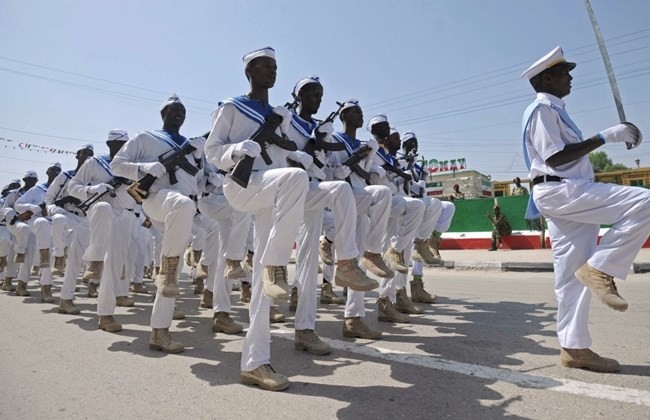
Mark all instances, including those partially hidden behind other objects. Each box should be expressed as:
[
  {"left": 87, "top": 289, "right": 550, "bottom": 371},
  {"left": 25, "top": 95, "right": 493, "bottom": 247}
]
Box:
[{"left": 2, "top": 0, "right": 649, "bottom": 186}]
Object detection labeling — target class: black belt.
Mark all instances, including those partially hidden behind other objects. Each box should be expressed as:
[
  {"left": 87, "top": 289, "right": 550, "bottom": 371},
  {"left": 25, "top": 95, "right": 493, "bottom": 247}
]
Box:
[{"left": 532, "top": 175, "right": 564, "bottom": 185}]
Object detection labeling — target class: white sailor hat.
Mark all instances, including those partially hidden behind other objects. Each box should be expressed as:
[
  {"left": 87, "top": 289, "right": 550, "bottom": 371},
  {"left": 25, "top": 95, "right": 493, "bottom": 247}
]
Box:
[
  {"left": 340, "top": 99, "right": 361, "bottom": 112},
  {"left": 389, "top": 127, "right": 399, "bottom": 136},
  {"left": 243, "top": 47, "right": 275, "bottom": 67},
  {"left": 50, "top": 162, "right": 62, "bottom": 169},
  {"left": 76, "top": 144, "right": 94, "bottom": 152},
  {"left": 402, "top": 131, "right": 416, "bottom": 142},
  {"left": 367, "top": 114, "right": 388, "bottom": 132},
  {"left": 292, "top": 76, "right": 321, "bottom": 97},
  {"left": 520, "top": 46, "right": 576, "bottom": 80},
  {"left": 160, "top": 94, "right": 183, "bottom": 112},
  {"left": 23, "top": 170, "right": 38, "bottom": 180},
  {"left": 107, "top": 129, "right": 129, "bottom": 142},
  {"left": 10, "top": 178, "right": 21, "bottom": 185}
]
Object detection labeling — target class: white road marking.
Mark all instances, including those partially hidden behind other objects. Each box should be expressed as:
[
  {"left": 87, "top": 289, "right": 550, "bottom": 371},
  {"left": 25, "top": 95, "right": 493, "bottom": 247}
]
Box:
[{"left": 271, "top": 328, "right": 650, "bottom": 407}]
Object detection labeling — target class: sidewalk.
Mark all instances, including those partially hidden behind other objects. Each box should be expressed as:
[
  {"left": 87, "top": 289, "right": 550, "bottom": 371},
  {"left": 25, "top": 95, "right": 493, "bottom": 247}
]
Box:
[{"left": 436, "top": 248, "right": 650, "bottom": 273}]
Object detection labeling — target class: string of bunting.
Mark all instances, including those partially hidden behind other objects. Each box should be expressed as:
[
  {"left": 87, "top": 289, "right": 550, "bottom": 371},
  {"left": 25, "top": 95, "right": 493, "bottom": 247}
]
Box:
[{"left": 0, "top": 137, "right": 76, "bottom": 155}]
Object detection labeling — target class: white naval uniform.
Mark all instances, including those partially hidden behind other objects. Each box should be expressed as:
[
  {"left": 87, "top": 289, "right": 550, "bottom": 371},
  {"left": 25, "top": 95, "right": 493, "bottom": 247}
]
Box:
[
  {"left": 69, "top": 155, "right": 138, "bottom": 316},
  {"left": 372, "top": 147, "right": 425, "bottom": 301},
  {"left": 524, "top": 92, "right": 650, "bottom": 349},
  {"left": 45, "top": 170, "right": 79, "bottom": 259},
  {"left": 2, "top": 189, "right": 36, "bottom": 284},
  {"left": 111, "top": 130, "right": 200, "bottom": 329},
  {"left": 326, "top": 132, "right": 392, "bottom": 318},
  {"left": 205, "top": 96, "right": 308, "bottom": 371},
  {"left": 287, "top": 115, "right": 358, "bottom": 330}
]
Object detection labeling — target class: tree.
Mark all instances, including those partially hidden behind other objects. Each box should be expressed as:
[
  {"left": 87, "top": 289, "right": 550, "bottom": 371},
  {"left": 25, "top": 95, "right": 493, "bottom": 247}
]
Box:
[{"left": 589, "top": 151, "right": 628, "bottom": 173}]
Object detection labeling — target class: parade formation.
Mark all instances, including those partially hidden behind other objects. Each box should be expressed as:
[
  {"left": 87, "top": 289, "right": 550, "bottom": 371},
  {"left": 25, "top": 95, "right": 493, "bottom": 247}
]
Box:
[{"left": 1, "top": 46, "right": 648, "bottom": 393}]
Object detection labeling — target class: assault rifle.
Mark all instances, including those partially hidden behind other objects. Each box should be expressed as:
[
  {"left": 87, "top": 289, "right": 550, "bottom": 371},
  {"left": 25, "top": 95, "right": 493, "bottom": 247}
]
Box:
[
  {"left": 383, "top": 161, "right": 413, "bottom": 195},
  {"left": 78, "top": 176, "right": 132, "bottom": 214},
  {"left": 301, "top": 101, "right": 347, "bottom": 169},
  {"left": 230, "top": 99, "right": 299, "bottom": 188},
  {"left": 53, "top": 195, "right": 82, "bottom": 209},
  {"left": 342, "top": 144, "right": 372, "bottom": 185},
  {"left": 127, "top": 143, "right": 198, "bottom": 204}
]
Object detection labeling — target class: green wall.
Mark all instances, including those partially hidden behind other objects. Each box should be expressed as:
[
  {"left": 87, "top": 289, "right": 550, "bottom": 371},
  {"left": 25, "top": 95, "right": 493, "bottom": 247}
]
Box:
[{"left": 447, "top": 195, "right": 530, "bottom": 232}]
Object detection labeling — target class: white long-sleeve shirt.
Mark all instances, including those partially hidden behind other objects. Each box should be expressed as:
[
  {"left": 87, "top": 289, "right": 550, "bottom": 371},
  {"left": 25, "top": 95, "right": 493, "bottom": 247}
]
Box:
[
  {"left": 14, "top": 183, "right": 49, "bottom": 216},
  {"left": 68, "top": 155, "right": 136, "bottom": 210},
  {"left": 327, "top": 131, "right": 377, "bottom": 189},
  {"left": 205, "top": 97, "right": 290, "bottom": 173},
  {"left": 111, "top": 130, "right": 200, "bottom": 198}
]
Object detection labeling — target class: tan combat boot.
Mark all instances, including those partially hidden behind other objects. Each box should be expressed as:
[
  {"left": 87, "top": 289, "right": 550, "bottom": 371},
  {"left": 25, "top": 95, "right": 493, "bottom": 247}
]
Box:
[
  {"left": 395, "top": 288, "right": 424, "bottom": 314},
  {"left": 320, "top": 282, "right": 345, "bottom": 304},
  {"left": 131, "top": 282, "right": 149, "bottom": 294},
  {"left": 199, "top": 288, "right": 213, "bottom": 309},
  {"left": 342, "top": 317, "right": 382, "bottom": 339},
  {"left": 153, "top": 266, "right": 160, "bottom": 277},
  {"left": 269, "top": 306, "right": 285, "bottom": 323},
  {"left": 98, "top": 315, "right": 122, "bottom": 333},
  {"left": 262, "top": 265, "right": 290, "bottom": 301},
  {"left": 289, "top": 287, "right": 298, "bottom": 312},
  {"left": 184, "top": 248, "right": 193, "bottom": 267},
  {"left": 240, "top": 364, "right": 289, "bottom": 392},
  {"left": 193, "top": 277, "right": 204, "bottom": 295},
  {"left": 149, "top": 328, "right": 184, "bottom": 353},
  {"left": 295, "top": 329, "right": 331, "bottom": 355},
  {"left": 156, "top": 256, "right": 180, "bottom": 298},
  {"left": 196, "top": 264, "right": 209, "bottom": 281},
  {"left": 116, "top": 296, "right": 134, "bottom": 307},
  {"left": 412, "top": 238, "right": 442, "bottom": 265},
  {"left": 225, "top": 259, "right": 246, "bottom": 279},
  {"left": 40, "top": 285, "right": 55, "bottom": 303},
  {"left": 82, "top": 261, "right": 103, "bottom": 282},
  {"left": 58, "top": 299, "right": 80, "bottom": 315},
  {"left": 560, "top": 348, "right": 620, "bottom": 372},
  {"left": 14, "top": 253, "right": 25, "bottom": 264},
  {"left": 319, "top": 236, "right": 334, "bottom": 266},
  {"left": 410, "top": 276, "right": 437, "bottom": 303},
  {"left": 383, "top": 247, "right": 408, "bottom": 274},
  {"left": 0, "top": 255, "right": 6, "bottom": 271},
  {"left": 173, "top": 309, "right": 185, "bottom": 320},
  {"left": 377, "top": 296, "right": 409, "bottom": 323},
  {"left": 15, "top": 280, "right": 30, "bottom": 296},
  {"left": 334, "top": 258, "right": 379, "bottom": 291},
  {"left": 38, "top": 249, "right": 51, "bottom": 268},
  {"left": 361, "top": 251, "right": 394, "bottom": 278},
  {"left": 575, "top": 263, "right": 628, "bottom": 311},
  {"left": 244, "top": 251, "right": 254, "bottom": 272},
  {"left": 2, "top": 276, "right": 16, "bottom": 292},
  {"left": 52, "top": 256, "right": 65, "bottom": 276},
  {"left": 87, "top": 282, "right": 99, "bottom": 298},
  {"left": 240, "top": 282, "right": 251, "bottom": 303},
  {"left": 427, "top": 235, "right": 444, "bottom": 261},
  {"left": 191, "top": 248, "right": 202, "bottom": 267},
  {"left": 212, "top": 312, "right": 244, "bottom": 334}
]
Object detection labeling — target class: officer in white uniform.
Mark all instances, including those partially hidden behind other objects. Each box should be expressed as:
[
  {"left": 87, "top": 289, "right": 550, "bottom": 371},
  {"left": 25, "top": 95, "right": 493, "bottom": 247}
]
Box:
[{"left": 521, "top": 46, "right": 649, "bottom": 372}]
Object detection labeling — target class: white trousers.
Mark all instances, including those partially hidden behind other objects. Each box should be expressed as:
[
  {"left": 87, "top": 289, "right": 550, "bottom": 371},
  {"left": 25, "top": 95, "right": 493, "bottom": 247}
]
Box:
[
  {"left": 98, "top": 208, "right": 138, "bottom": 316},
  {"left": 223, "top": 168, "right": 308, "bottom": 372},
  {"left": 51, "top": 213, "right": 74, "bottom": 257},
  {"left": 534, "top": 180, "right": 650, "bottom": 349},
  {"left": 83, "top": 202, "right": 112, "bottom": 262},
  {"left": 144, "top": 189, "right": 196, "bottom": 329},
  {"left": 416, "top": 196, "right": 442, "bottom": 240},
  {"left": 59, "top": 214, "right": 89, "bottom": 300},
  {"left": 388, "top": 195, "right": 425, "bottom": 252}
]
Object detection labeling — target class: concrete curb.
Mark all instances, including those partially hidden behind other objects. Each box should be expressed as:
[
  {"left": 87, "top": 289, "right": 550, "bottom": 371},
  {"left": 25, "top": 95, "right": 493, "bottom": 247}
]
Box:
[{"left": 441, "top": 261, "right": 650, "bottom": 274}]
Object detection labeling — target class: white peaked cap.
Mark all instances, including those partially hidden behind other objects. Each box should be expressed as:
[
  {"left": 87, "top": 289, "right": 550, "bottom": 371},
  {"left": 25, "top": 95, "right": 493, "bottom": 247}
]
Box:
[
  {"left": 243, "top": 47, "right": 275, "bottom": 67},
  {"left": 402, "top": 131, "right": 416, "bottom": 142},
  {"left": 107, "top": 129, "right": 129, "bottom": 142},
  {"left": 520, "top": 46, "right": 576, "bottom": 80},
  {"left": 367, "top": 114, "right": 388, "bottom": 132},
  {"left": 293, "top": 76, "right": 321, "bottom": 97},
  {"left": 160, "top": 94, "right": 183, "bottom": 112}
]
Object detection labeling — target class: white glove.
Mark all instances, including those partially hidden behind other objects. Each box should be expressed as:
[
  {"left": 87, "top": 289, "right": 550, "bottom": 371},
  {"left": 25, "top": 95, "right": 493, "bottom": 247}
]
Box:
[
  {"left": 287, "top": 150, "right": 313, "bottom": 169},
  {"left": 370, "top": 165, "right": 386, "bottom": 178},
  {"left": 366, "top": 138, "right": 379, "bottom": 152},
  {"left": 599, "top": 123, "right": 641, "bottom": 144},
  {"left": 207, "top": 171, "right": 224, "bottom": 188},
  {"left": 87, "top": 183, "right": 113, "bottom": 196},
  {"left": 334, "top": 165, "right": 351, "bottom": 179},
  {"left": 316, "top": 122, "right": 334, "bottom": 136},
  {"left": 188, "top": 136, "right": 205, "bottom": 159},
  {"left": 232, "top": 140, "right": 261, "bottom": 158},
  {"left": 139, "top": 162, "right": 167, "bottom": 177},
  {"left": 272, "top": 106, "right": 292, "bottom": 134}
]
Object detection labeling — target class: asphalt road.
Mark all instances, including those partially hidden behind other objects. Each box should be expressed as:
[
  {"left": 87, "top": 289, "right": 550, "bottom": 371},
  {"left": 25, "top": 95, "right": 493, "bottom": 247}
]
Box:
[{"left": 1, "top": 267, "right": 648, "bottom": 419}]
